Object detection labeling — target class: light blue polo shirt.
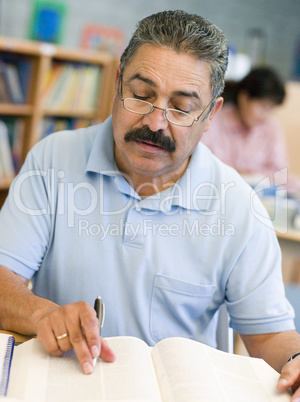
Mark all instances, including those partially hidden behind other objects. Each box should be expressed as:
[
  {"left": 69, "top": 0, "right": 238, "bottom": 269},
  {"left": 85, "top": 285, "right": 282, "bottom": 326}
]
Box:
[{"left": 0, "top": 116, "right": 294, "bottom": 347}]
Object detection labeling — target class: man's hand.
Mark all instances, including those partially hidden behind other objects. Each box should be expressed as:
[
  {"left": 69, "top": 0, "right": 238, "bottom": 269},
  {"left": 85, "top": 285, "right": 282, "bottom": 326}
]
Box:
[
  {"left": 241, "top": 331, "right": 300, "bottom": 400},
  {"left": 277, "top": 356, "right": 300, "bottom": 401},
  {"left": 0, "top": 266, "right": 114, "bottom": 374},
  {"left": 36, "top": 302, "right": 115, "bottom": 374}
]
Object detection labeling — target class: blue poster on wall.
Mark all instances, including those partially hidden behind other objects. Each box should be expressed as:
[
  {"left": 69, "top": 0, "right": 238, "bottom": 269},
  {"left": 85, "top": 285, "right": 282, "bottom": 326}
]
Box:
[
  {"left": 29, "top": 1, "right": 67, "bottom": 44},
  {"left": 293, "top": 38, "right": 300, "bottom": 80}
]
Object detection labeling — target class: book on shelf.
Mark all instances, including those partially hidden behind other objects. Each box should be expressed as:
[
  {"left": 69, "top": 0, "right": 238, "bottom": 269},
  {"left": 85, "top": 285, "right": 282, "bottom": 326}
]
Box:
[
  {"left": 0, "top": 118, "right": 24, "bottom": 174},
  {"left": 76, "top": 65, "right": 101, "bottom": 111},
  {"left": 42, "top": 62, "right": 64, "bottom": 100},
  {"left": 46, "top": 64, "right": 73, "bottom": 109},
  {"left": 0, "top": 61, "right": 25, "bottom": 104},
  {"left": 0, "top": 120, "right": 15, "bottom": 179},
  {"left": 60, "top": 66, "right": 81, "bottom": 110},
  {"left": 43, "top": 62, "right": 102, "bottom": 112},
  {"left": 3, "top": 335, "right": 291, "bottom": 401},
  {"left": 0, "top": 73, "right": 10, "bottom": 103},
  {"left": 15, "top": 58, "right": 32, "bottom": 103}
]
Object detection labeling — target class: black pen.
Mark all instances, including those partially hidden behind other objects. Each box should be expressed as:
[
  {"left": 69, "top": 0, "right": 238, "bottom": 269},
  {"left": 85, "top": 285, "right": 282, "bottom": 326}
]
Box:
[{"left": 93, "top": 296, "right": 105, "bottom": 367}]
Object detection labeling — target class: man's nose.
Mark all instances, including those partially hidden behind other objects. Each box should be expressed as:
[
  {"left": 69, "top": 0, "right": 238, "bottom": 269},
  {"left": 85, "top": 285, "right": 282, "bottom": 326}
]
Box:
[{"left": 142, "top": 105, "right": 169, "bottom": 132}]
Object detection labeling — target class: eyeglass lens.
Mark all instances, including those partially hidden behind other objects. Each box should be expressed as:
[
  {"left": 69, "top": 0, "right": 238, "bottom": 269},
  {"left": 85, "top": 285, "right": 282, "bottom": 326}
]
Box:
[{"left": 123, "top": 98, "right": 194, "bottom": 127}]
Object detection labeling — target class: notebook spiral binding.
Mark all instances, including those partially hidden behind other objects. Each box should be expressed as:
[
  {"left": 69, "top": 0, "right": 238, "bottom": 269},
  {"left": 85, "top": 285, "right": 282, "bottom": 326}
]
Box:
[{"left": 0, "top": 335, "right": 15, "bottom": 397}]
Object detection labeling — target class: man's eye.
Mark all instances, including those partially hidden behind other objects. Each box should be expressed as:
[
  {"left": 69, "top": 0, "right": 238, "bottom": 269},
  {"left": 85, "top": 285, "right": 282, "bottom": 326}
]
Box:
[
  {"left": 133, "top": 93, "right": 149, "bottom": 101},
  {"left": 173, "top": 106, "right": 191, "bottom": 114}
]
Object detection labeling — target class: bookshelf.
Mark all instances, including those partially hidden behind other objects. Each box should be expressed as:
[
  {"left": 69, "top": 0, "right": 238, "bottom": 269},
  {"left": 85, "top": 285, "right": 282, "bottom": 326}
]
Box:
[{"left": 0, "top": 36, "right": 116, "bottom": 207}]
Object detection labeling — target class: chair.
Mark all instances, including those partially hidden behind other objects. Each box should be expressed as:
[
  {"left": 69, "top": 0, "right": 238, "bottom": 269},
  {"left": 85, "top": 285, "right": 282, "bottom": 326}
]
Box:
[
  {"left": 285, "top": 283, "right": 300, "bottom": 332},
  {"left": 216, "top": 304, "right": 234, "bottom": 353}
]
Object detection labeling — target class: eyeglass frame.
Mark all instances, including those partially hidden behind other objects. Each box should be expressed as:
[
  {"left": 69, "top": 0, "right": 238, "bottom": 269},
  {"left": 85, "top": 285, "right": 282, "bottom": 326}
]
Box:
[{"left": 118, "top": 76, "right": 215, "bottom": 128}]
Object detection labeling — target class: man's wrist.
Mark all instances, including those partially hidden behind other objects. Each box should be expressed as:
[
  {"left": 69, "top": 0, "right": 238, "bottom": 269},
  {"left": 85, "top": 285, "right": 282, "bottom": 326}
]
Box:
[{"left": 31, "top": 299, "right": 59, "bottom": 334}]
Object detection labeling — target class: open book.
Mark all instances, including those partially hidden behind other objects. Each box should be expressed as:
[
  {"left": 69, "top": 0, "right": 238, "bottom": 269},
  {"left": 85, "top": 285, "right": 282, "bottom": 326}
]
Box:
[{"left": 5, "top": 336, "right": 291, "bottom": 401}]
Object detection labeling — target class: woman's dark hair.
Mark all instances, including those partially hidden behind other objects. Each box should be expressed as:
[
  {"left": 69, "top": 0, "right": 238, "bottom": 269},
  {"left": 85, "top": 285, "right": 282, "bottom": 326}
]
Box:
[{"left": 223, "top": 67, "right": 286, "bottom": 105}]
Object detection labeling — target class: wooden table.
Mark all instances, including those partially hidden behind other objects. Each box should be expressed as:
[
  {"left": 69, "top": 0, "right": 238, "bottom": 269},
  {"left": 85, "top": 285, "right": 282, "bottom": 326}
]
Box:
[
  {"left": 276, "top": 228, "right": 300, "bottom": 259},
  {"left": 0, "top": 330, "right": 32, "bottom": 343}
]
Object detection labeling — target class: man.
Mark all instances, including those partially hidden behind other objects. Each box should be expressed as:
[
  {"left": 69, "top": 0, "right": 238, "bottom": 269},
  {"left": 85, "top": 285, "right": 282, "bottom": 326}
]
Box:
[{"left": 0, "top": 10, "right": 299, "bottom": 398}]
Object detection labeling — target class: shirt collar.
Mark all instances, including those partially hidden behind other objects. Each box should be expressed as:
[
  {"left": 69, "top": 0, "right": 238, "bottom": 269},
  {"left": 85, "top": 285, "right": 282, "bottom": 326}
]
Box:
[
  {"left": 85, "top": 116, "right": 117, "bottom": 174},
  {"left": 85, "top": 117, "right": 215, "bottom": 212},
  {"left": 85, "top": 116, "right": 139, "bottom": 199},
  {"left": 168, "top": 143, "right": 215, "bottom": 212}
]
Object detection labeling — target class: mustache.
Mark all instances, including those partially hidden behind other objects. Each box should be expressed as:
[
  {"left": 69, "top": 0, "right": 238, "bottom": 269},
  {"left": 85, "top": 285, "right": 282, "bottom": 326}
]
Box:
[{"left": 124, "top": 127, "right": 176, "bottom": 153}]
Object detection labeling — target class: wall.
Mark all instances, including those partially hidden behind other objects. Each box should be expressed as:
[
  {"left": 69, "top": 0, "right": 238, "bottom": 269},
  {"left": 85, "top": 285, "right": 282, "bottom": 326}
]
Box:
[
  {"left": 276, "top": 82, "right": 300, "bottom": 176},
  {"left": 1, "top": 0, "right": 300, "bottom": 81}
]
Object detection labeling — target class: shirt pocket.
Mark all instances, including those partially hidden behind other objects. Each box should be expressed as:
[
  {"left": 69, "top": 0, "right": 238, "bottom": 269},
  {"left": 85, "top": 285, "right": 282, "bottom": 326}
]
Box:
[{"left": 150, "top": 274, "right": 216, "bottom": 343}]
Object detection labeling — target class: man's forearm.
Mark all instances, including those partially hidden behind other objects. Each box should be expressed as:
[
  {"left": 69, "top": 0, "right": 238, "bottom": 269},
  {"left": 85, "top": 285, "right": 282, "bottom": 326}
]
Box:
[
  {"left": 0, "top": 265, "right": 59, "bottom": 335},
  {"left": 241, "top": 331, "right": 300, "bottom": 373}
]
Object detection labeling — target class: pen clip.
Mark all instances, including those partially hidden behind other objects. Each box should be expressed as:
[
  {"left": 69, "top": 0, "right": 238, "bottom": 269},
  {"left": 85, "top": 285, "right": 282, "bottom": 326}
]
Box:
[{"left": 100, "top": 302, "right": 105, "bottom": 328}]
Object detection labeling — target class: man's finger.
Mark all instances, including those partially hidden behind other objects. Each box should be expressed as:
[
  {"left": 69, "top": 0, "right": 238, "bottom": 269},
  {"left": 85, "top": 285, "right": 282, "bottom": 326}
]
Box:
[
  {"left": 36, "top": 302, "right": 115, "bottom": 374},
  {"left": 79, "top": 304, "right": 101, "bottom": 361},
  {"left": 37, "top": 319, "right": 64, "bottom": 357},
  {"left": 277, "top": 361, "right": 300, "bottom": 391},
  {"left": 69, "top": 329, "right": 95, "bottom": 374},
  {"left": 99, "top": 338, "right": 116, "bottom": 362},
  {"left": 291, "top": 386, "right": 300, "bottom": 402},
  {"left": 55, "top": 332, "right": 73, "bottom": 352},
  {"left": 63, "top": 302, "right": 97, "bottom": 374}
]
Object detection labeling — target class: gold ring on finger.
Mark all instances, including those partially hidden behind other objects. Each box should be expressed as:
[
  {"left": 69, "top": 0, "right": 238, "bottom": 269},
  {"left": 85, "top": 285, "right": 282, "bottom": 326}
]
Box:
[{"left": 56, "top": 332, "right": 68, "bottom": 341}]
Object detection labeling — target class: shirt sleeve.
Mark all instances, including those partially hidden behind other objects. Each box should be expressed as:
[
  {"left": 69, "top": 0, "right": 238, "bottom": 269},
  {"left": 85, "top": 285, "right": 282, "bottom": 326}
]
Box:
[
  {"left": 225, "top": 195, "right": 295, "bottom": 334},
  {"left": 0, "top": 149, "right": 52, "bottom": 279}
]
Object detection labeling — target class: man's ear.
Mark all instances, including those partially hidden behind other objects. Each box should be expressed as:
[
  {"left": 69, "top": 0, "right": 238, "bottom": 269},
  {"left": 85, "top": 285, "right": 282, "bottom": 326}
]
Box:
[
  {"left": 112, "top": 66, "right": 121, "bottom": 101},
  {"left": 203, "top": 97, "right": 223, "bottom": 132},
  {"left": 115, "top": 66, "right": 121, "bottom": 85}
]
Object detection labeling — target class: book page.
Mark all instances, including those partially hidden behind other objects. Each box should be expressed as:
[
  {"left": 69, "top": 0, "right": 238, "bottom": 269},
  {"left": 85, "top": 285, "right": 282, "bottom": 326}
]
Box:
[
  {"left": 7, "top": 338, "right": 48, "bottom": 401},
  {"left": 94, "top": 336, "right": 162, "bottom": 402},
  {"left": 152, "top": 337, "right": 291, "bottom": 402},
  {"left": 8, "top": 337, "right": 162, "bottom": 402}
]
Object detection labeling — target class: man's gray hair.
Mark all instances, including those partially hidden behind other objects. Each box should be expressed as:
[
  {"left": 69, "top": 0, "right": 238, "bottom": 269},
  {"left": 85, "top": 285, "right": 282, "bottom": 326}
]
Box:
[{"left": 120, "top": 10, "right": 229, "bottom": 99}]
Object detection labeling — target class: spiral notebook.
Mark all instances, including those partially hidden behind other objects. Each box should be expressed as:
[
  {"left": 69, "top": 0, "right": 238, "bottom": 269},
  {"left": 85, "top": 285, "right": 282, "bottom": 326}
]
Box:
[{"left": 0, "top": 334, "right": 15, "bottom": 397}]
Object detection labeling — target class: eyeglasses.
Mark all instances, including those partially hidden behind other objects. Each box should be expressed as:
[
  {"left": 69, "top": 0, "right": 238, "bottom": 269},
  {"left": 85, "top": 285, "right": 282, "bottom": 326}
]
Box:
[{"left": 119, "top": 79, "right": 215, "bottom": 127}]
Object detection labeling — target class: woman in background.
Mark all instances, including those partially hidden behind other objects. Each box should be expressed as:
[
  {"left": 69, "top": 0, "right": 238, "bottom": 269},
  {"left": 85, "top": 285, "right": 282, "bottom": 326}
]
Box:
[{"left": 202, "top": 67, "right": 287, "bottom": 180}]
